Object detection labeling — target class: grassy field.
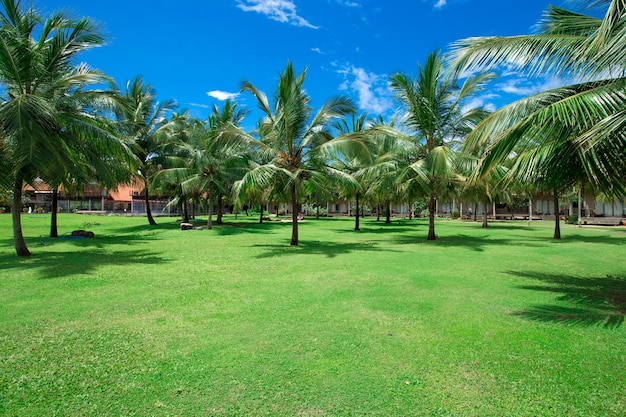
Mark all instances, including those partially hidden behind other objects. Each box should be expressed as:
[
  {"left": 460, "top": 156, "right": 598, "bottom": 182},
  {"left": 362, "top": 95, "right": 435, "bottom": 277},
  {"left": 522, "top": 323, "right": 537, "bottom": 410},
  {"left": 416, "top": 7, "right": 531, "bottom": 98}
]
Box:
[{"left": 1, "top": 213, "right": 625, "bottom": 416}]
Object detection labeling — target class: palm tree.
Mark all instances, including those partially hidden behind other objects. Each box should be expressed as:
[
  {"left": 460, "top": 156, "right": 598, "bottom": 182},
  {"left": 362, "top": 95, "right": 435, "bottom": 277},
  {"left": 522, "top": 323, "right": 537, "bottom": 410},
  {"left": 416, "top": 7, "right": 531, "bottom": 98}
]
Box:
[
  {"left": 0, "top": 0, "right": 127, "bottom": 256},
  {"left": 449, "top": 0, "right": 626, "bottom": 200},
  {"left": 390, "top": 51, "right": 493, "bottom": 240},
  {"left": 233, "top": 61, "right": 362, "bottom": 246},
  {"left": 116, "top": 77, "right": 177, "bottom": 225},
  {"left": 328, "top": 113, "right": 373, "bottom": 231}
]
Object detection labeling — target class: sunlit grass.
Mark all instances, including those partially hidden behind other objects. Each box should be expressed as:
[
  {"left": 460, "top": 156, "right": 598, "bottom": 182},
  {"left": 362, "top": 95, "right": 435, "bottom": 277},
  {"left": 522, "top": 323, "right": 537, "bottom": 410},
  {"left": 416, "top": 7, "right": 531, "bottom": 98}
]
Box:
[{"left": 1, "top": 213, "right": 625, "bottom": 416}]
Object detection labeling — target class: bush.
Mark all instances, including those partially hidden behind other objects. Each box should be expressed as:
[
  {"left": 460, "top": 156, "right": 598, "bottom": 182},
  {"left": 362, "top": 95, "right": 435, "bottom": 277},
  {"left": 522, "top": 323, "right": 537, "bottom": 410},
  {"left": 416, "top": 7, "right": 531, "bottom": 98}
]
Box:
[
  {"left": 565, "top": 215, "right": 578, "bottom": 224},
  {"left": 451, "top": 211, "right": 460, "bottom": 219}
]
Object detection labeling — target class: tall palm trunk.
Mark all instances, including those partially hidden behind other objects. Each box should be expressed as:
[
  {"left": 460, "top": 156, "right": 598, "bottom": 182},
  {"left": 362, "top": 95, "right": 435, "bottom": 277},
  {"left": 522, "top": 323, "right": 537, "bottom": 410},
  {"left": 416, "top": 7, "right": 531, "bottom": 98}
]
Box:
[
  {"left": 553, "top": 188, "right": 561, "bottom": 240},
  {"left": 482, "top": 198, "right": 489, "bottom": 228},
  {"left": 428, "top": 194, "right": 437, "bottom": 240},
  {"left": 290, "top": 184, "right": 299, "bottom": 246},
  {"left": 182, "top": 199, "right": 189, "bottom": 223},
  {"left": 145, "top": 187, "right": 157, "bottom": 225},
  {"left": 354, "top": 192, "right": 360, "bottom": 231},
  {"left": 259, "top": 204, "right": 264, "bottom": 224},
  {"left": 207, "top": 189, "right": 213, "bottom": 230},
  {"left": 376, "top": 204, "right": 381, "bottom": 222},
  {"left": 12, "top": 173, "right": 30, "bottom": 256},
  {"left": 50, "top": 187, "right": 59, "bottom": 238},
  {"left": 316, "top": 202, "right": 320, "bottom": 220},
  {"left": 217, "top": 193, "right": 224, "bottom": 224},
  {"left": 473, "top": 202, "right": 478, "bottom": 222},
  {"left": 385, "top": 200, "right": 391, "bottom": 224}
]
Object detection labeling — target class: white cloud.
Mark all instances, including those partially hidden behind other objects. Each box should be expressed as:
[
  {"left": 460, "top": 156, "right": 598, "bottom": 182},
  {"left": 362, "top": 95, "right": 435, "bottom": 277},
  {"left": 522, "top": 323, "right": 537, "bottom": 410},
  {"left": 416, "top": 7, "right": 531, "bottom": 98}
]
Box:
[
  {"left": 236, "top": 0, "right": 318, "bottom": 29},
  {"left": 207, "top": 90, "right": 240, "bottom": 101},
  {"left": 496, "top": 76, "right": 567, "bottom": 96},
  {"left": 335, "top": 0, "right": 360, "bottom": 6},
  {"left": 461, "top": 97, "right": 496, "bottom": 114},
  {"left": 311, "top": 47, "right": 324, "bottom": 54},
  {"left": 190, "top": 103, "right": 211, "bottom": 109},
  {"left": 337, "top": 64, "right": 393, "bottom": 115},
  {"left": 434, "top": 0, "right": 447, "bottom": 8}
]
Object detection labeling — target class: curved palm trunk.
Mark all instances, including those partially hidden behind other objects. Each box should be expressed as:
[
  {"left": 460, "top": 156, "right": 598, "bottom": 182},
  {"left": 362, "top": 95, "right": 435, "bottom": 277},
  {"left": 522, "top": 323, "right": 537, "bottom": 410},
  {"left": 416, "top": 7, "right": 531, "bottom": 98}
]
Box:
[
  {"left": 482, "top": 198, "right": 489, "bottom": 229},
  {"left": 354, "top": 192, "right": 360, "bottom": 231},
  {"left": 553, "top": 188, "right": 561, "bottom": 240},
  {"left": 145, "top": 187, "right": 157, "bottom": 226},
  {"left": 12, "top": 173, "right": 31, "bottom": 256},
  {"left": 207, "top": 190, "right": 213, "bottom": 230},
  {"left": 290, "top": 184, "right": 299, "bottom": 246},
  {"left": 427, "top": 194, "right": 437, "bottom": 240},
  {"left": 50, "top": 187, "right": 59, "bottom": 238}
]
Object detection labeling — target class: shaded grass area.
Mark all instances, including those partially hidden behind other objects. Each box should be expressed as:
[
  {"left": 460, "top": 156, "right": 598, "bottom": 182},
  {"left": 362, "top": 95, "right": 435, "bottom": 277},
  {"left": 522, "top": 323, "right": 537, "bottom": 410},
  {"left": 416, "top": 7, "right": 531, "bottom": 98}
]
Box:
[{"left": 1, "top": 214, "right": 625, "bottom": 416}]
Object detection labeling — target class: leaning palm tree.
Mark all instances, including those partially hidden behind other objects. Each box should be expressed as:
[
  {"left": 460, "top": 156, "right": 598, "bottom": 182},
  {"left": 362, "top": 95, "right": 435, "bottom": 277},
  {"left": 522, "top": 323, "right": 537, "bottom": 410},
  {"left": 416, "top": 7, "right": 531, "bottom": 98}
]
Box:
[
  {"left": 449, "top": 0, "right": 626, "bottom": 199},
  {"left": 232, "top": 61, "right": 362, "bottom": 246},
  {"left": 389, "top": 50, "right": 493, "bottom": 240},
  {"left": 0, "top": 0, "right": 129, "bottom": 256}
]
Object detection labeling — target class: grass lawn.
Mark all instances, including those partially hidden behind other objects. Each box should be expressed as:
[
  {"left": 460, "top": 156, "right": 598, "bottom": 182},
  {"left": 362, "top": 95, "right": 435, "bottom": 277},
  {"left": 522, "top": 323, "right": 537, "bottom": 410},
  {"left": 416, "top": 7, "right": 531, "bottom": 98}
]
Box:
[{"left": 1, "top": 213, "right": 625, "bottom": 416}]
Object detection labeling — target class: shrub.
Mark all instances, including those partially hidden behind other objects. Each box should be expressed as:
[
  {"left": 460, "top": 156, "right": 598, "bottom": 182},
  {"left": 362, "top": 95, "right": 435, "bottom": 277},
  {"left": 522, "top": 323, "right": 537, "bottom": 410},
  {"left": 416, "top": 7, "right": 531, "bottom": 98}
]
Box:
[{"left": 565, "top": 215, "right": 578, "bottom": 224}]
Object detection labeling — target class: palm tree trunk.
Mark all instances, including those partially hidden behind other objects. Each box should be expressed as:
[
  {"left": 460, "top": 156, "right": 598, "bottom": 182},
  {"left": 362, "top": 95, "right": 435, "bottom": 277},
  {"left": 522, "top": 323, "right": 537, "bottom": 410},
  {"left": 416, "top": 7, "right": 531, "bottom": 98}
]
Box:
[
  {"left": 290, "top": 184, "right": 298, "bottom": 246},
  {"left": 207, "top": 189, "right": 213, "bottom": 230},
  {"left": 145, "top": 187, "right": 157, "bottom": 225},
  {"left": 473, "top": 202, "right": 478, "bottom": 222},
  {"left": 482, "top": 198, "right": 489, "bottom": 228},
  {"left": 50, "top": 187, "right": 59, "bottom": 238},
  {"left": 316, "top": 202, "right": 320, "bottom": 220},
  {"left": 376, "top": 204, "right": 381, "bottom": 222},
  {"left": 12, "top": 173, "right": 31, "bottom": 256},
  {"left": 182, "top": 199, "right": 189, "bottom": 223},
  {"left": 427, "top": 194, "right": 436, "bottom": 240},
  {"left": 217, "top": 193, "right": 224, "bottom": 224},
  {"left": 259, "top": 202, "right": 264, "bottom": 224},
  {"left": 385, "top": 200, "right": 391, "bottom": 224},
  {"left": 354, "top": 192, "right": 360, "bottom": 231},
  {"left": 553, "top": 188, "right": 561, "bottom": 239}
]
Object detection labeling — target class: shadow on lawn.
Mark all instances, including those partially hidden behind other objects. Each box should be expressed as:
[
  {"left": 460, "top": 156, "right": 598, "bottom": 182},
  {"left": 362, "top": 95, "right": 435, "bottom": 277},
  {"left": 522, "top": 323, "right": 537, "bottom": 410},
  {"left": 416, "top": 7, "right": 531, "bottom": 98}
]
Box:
[
  {"left": 391, "top": 233, "right": 549, "bottom": 252},
  {"left": 509, "top": 271, "right": 626, "bottom": 329},
  {"left": 253, "top": 239, "right": 400, "bottom": 259},
  {"left": 0, "top": 248, "right": 166, "bottom": 279}
]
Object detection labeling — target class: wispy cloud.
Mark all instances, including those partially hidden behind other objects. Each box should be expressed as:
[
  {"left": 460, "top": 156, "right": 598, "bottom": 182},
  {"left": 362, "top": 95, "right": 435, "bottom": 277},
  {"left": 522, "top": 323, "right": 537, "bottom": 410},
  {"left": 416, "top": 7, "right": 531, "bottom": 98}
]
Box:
[
  {"left": 336, "top": 63, "right": 393, "bottom": 115},
  {"left": 434, "top": 0, "right": 447, "bottom": 9},
  {"left": 496, "top": 76, "right": 567, "bottom": 96},
  {"left": 236, "top": 0, "right": 318, "bottom": 29},
  {"left": 190, "top": 103, "right": 211, "bottom": 109},
  {"left": 311, "top": 47, "right": 324, "bottom": 54},
  {"left": 207, "top": 90, "right": 240, "bottom": 101},
  {"left": 335, "top": 0, "right": 360, "bottom": 7}
]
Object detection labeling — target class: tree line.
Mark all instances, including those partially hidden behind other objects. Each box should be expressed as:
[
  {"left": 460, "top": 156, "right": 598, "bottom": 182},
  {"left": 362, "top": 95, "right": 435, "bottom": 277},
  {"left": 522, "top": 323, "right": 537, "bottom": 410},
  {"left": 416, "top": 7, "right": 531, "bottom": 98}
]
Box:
[{"left": 2, "top": 0, "right": 625, "bottom": 256}]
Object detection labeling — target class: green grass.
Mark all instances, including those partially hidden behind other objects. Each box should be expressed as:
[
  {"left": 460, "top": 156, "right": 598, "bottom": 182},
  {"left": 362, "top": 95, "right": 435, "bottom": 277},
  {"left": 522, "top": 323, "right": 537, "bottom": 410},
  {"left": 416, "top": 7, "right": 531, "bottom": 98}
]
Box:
[{"left": 1, "top": 213, "right": 625, "bottom": 416}]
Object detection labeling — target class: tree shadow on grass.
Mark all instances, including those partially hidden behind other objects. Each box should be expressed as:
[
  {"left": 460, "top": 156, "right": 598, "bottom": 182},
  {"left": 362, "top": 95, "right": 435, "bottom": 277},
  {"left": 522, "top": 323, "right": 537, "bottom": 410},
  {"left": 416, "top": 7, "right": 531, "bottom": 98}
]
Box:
[
  {"left": 0, "top": 248, "right": 166, "bottom": 279},
  {"left": 212, "top": 222, "right": 282, "bottom": 236},
  {"left": 253, "top": 239, "right": 401, "bottom": 259},
  {"left": 508, "top": 271, "right": 626, "bottom": 329},
  {"left": 391, "top": 234, "right": 549, "bottom": 252}
]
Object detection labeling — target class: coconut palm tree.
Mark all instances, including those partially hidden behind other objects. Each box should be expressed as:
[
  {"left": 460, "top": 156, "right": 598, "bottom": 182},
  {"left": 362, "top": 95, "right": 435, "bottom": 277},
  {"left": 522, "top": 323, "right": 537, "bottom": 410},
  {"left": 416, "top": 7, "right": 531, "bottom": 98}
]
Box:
[
  {"left": 115, "top": 77, "right": 177, "bottom": 225},
  {"left": 449, "top": 0, "right": 626, "bottom": 199},
  {"left": 0, "top": 0, "right": 129, "bottom": 256},
  {"left": 232, "top": 62, "right": 363, "bottom": 246},
  {"left": 328, "top": 113, "right": 374, "bottom": 231},
  {"left": 390, "top": 50, "right": 493, "bottom": 240}
]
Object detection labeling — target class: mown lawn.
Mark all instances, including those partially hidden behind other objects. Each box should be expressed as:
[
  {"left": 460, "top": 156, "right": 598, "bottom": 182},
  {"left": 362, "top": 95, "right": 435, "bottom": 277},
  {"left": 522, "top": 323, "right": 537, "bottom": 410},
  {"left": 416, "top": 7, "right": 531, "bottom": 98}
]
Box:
[{"left": 1, "top": 213, "right": 625, "bottom": 416}]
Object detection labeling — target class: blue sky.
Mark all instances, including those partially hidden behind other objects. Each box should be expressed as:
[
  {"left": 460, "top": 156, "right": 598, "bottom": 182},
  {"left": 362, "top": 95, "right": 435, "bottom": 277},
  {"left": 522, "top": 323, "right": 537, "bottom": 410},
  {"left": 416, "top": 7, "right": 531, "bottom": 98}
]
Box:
[{"left": 42, "top": 0, "right": 567, "bottom": 126}]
